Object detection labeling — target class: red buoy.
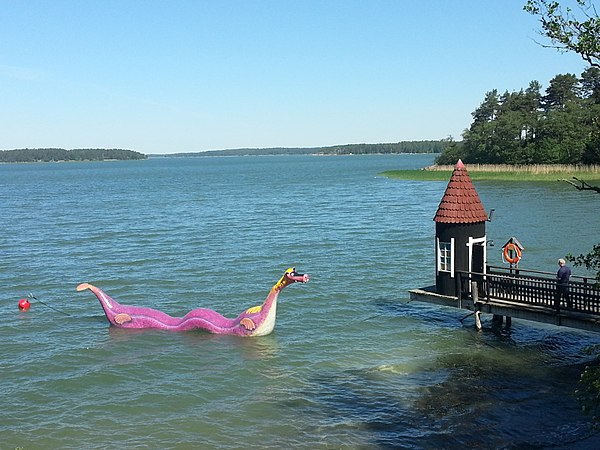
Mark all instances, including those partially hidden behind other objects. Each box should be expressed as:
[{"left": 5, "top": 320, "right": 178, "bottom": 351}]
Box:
[{"left": 18, "top": 298, "right": 31, "bottom": 311}]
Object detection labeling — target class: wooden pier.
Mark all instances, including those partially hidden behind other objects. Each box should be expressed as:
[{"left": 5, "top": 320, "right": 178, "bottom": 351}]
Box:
[{"left": 409, "top": 265, "right": 600, "bottom": 333}]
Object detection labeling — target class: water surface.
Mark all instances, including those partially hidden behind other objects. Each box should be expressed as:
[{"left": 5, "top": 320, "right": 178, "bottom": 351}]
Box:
[{"left": 1, "top": 154, "right": 599, "bottom": 449}]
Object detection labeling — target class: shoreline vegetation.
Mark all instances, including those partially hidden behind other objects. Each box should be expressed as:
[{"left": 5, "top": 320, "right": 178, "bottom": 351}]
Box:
[
  {"left": 0, "top": 148, "right": 147, "bottom": 163},
  {"left": 153, "top": 140, "right": 449, "bottom": 158},
  {"left": 380, "top": 164, "right": 600, "bottom": 182},
  {"left": 433, "top": 69, "right": 600, "bottom": 167},
  {"left": 0, "top": 141, "right": 448, "bottom": 163}
]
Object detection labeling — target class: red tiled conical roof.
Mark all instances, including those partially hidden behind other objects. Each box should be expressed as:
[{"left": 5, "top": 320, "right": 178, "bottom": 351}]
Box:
[{"left": 433, "top": 160, "right": 488, "bottom": 223}]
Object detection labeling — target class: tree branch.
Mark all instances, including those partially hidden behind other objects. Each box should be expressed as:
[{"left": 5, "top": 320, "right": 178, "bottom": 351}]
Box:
[{"left": 561, "top": 177, "right": 600, "bottom": 193}]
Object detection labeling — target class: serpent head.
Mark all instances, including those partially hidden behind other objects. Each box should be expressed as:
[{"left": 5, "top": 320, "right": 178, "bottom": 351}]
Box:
[{"left": 272, "top": 267, "right": 310, "bottom": 291}]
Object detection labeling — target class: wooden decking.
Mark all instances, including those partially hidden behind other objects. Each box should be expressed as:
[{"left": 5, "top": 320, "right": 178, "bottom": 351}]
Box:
[{"left": 409, "top": 266, "right": 600, "bottom": 333}]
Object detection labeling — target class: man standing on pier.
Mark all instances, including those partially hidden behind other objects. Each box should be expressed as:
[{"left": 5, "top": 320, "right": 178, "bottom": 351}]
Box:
[{"left": 556, "top": 258, "right": 572, "bottom": 309}]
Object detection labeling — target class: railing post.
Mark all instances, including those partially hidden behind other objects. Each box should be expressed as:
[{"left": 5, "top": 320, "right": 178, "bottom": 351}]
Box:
[
  {"left": 471, "top": 281, "right": 479, "bottom": 304},
  {"left": 554, "top": 279, "right": 561, "bottom": 314},
  {"left": 456, "top": 272, "right": 462, "bottom": 309}
]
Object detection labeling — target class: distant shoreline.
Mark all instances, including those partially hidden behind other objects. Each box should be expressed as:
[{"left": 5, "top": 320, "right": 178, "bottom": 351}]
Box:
[
  {"left": 150, "top": 141, "right": 448, "bottom": 158},
  {"left": 0, "top": 141, "right": 449, "bottom": 162},
  {"left": 149, "top": 151, "right": 437, "bottom": 158},
  {"left": 0, "top": 148, "right": 147, "bottom": 164},
  {"left": 0, "top": 158, "right": 134, "bottom": 164}
]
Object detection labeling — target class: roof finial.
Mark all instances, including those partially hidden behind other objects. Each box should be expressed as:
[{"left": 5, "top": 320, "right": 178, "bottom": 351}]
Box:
[{"left": 456, "top": 159, "right": 465, "bottom": 169}]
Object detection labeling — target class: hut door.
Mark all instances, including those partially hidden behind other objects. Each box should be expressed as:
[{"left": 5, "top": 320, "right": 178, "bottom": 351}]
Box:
[
  {"left": 471, "top": 240, "right": 485, "bottom": 296},
  {"left": 472, "top": 243, "right": 484, "bottom": 274}
]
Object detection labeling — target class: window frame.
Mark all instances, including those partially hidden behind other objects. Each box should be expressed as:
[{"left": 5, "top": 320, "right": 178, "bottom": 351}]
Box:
[{"left": 437, "top": 237, "right": 454, "bottom": 276}]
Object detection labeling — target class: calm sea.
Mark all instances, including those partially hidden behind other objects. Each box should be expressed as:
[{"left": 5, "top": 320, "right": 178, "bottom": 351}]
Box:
[{"left": 1, "top": 154, "right": 599, "bottom": 449}]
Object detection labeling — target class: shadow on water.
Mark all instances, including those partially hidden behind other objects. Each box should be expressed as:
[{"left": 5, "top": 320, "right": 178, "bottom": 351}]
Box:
[
  {"left": 411, "top": 349, "right": 600, "bottom": 449},
  {"left": 283, "top": 347, "right": 600, "bottom": 449},
  {"left": 293, "top": 297, "right": 600, "bottom": 448}
]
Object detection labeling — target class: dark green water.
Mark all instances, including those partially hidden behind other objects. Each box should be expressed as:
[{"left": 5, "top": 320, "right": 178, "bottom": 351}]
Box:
[{"left": 1, "top": 154, "right": 599, "bottom": 449}]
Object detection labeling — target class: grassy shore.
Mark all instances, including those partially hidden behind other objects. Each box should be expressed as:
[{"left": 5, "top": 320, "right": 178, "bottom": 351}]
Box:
[{"left": 380, "top": 164, "right": 600, "bottom": 182}]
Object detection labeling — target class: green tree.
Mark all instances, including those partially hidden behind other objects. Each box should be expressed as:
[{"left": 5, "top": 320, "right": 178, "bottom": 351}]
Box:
[
  {"left": 436, "top": 83, "right": 546, "bottom": 164},
  {"left": 433, "top": 140, "right": 466, "bottom": 165},
  {"left": 435, "top": 70, "right": 598, "bottom": 165},
  {"left": 580, "top": 66, "right": 600, "bottom": 100},
  {"left": 524, "top": 0, "right": 600, "bottom": 67},
  {"left": 457, "top": 90, "right": 503, "bottom": 163},
  {"left": 524, "top": 1, "right": 600, "bottom": 285},
  {"left": 568, "top": 244, "right": 600, "bottom": 284},
  {"left": 525, "top": 0, "right": 600, "bottom": 422},
  {"left": 472, "top": 89, "right": 500, "bottom": 125},
  {"left": 580, "top": 67, "right": 600, "bottom": 162},
  {"left": 542, "top": 73, "right": 580, "bottom": 108},
  {"left": 534, "top": 73, "right": 587, "bottom": 162}
]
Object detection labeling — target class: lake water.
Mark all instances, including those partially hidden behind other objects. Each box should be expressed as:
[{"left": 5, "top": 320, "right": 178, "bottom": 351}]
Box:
[{"left": 1, "top": 154, "right": 599, "bottom": 449}]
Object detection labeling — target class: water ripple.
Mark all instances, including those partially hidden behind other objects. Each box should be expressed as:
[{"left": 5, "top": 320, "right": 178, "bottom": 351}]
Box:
[{"left": 1, "top": 155, "right": 599, "bottom": 448}]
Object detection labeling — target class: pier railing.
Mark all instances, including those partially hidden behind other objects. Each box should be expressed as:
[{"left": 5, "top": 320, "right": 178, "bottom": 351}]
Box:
[{"left": 457, "top": 266, "right": 600, "bottom": 314}]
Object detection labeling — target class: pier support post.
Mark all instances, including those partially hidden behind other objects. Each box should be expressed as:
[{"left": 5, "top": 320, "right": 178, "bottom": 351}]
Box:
[
  {"left": 471, "top": 281, "right": 479, "bottom": 304},
  {"left": 475, "top": 311, "right": 482, "bottom": 331},
  {"left": 471, "top": 281, "right": 482, "bottom": 331},
  {"left": 492, "top": 314, "right": 504, "bottom": 324}
]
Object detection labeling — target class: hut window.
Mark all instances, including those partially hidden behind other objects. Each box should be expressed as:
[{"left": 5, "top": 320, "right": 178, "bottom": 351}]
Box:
[{"left": 437, "top": 238, "right": 454, "bottom": 274}]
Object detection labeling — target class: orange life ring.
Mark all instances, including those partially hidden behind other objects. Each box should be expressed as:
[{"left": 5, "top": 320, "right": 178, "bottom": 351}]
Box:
[{"left": 503, "top": 243, "right": 522, "bottom": 264}]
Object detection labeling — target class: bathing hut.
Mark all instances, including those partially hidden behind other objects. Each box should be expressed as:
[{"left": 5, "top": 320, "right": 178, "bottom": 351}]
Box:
[
  {"left": 410, "top": 160, "right": 600, "bottom": 333},
  {"left": 433, "top": 160, "right": 488, "bottom": 296}
]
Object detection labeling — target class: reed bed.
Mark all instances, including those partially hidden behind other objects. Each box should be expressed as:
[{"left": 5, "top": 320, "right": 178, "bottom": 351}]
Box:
[
  {"left": 425, "top": 164, "right": 600, "bottom": 174},
  {"left": 381, "top": 164, "right": 600, "bottom": 181}
]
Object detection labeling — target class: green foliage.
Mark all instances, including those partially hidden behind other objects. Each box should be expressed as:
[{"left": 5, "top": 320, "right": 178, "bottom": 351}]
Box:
[
  {"left": 576, "top": 346, "right": 600, "bottom": 422},
  {"left": 435, "top": 68, "right": 600, "bottom": 165},
  {"left": 522, "top": 1, "right": 600, "bottom": 290},
  {"left": 0, "top": 148, "right": 147, "bottom": 163},
  {"left": 567, "top": 243, "right": 600, "bottom": 285},
  {"left": 524, "top": 0, "right": 600, "bottom": 67}
]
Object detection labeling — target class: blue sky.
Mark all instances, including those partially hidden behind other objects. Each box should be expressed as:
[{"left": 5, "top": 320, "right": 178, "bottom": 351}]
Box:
[{"left": 0, "top": 0, "right": 589, "bottom": 154}]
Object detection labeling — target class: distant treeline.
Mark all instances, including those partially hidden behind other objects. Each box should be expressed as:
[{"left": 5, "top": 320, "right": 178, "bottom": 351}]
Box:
[
  {"left": 159, "top": 140, "right": 448, "bottom": 158},
  {"left": 318, "top": 141, "right": 448, "bottom": 155},
  {"left": 0, "top": 148, "right": 147, "bottom": 163}
]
